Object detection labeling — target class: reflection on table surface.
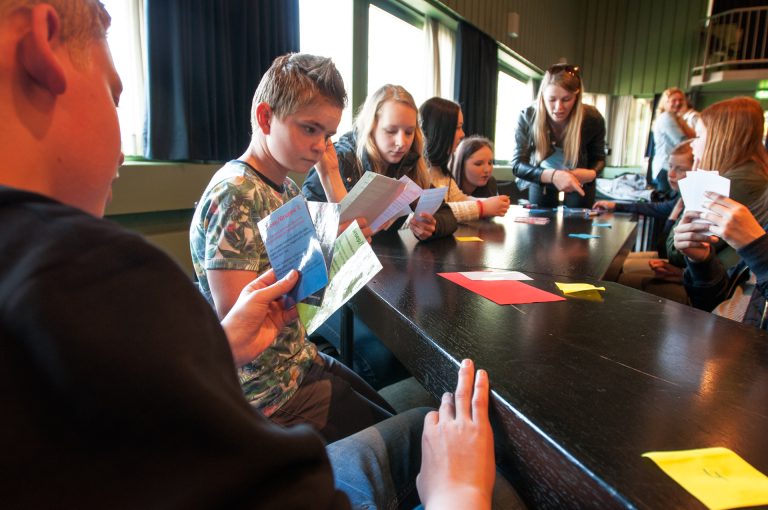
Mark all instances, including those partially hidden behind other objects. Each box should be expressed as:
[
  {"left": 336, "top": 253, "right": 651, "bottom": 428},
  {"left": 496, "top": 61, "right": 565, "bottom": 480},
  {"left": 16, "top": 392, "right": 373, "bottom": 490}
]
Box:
[
  {"left": 372, "top": 206, "right": 638, "bottom": 280},
  {"left": 351, "top": 208, "right": 768, "bottom": 509}
]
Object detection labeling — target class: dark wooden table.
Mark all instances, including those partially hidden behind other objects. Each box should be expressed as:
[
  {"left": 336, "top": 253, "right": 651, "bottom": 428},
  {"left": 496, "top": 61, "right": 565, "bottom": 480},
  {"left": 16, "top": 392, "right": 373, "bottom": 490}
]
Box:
[
  {"left": 347, "top": 210, "right": 768, "bottom": 509},
  {"left": 373, "top": 206, "right": 638, "bottom": 281}
]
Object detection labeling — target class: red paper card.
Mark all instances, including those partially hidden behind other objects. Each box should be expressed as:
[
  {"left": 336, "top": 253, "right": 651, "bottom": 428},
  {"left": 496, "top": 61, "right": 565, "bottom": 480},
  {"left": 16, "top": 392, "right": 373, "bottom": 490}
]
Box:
[{"left": 438, "top": 272, "right": 565, "bottom": 305}]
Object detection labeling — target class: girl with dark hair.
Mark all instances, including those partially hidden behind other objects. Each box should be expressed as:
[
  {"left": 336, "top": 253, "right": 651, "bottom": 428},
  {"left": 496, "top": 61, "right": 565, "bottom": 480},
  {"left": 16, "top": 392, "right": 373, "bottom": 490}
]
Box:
[
  {"left": 449, "top": 136, "right": 499, "bottom": 198},
  {"left": 420, "top": 97, "right": 509, "bottom": 221}
]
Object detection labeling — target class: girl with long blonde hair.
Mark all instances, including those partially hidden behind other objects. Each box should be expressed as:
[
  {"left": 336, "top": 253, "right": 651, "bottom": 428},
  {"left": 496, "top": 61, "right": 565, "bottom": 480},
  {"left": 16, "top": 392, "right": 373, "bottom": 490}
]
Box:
[
  {"left": 511, "top": 64, "right": 606, "bottom": 207},
  {"left": 302, "top": 84, "right": 457, "bottom": 240}
]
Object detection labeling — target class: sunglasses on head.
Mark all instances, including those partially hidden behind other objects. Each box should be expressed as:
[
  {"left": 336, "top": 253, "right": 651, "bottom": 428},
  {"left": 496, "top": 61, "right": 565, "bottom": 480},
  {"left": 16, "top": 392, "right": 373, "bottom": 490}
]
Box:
[{"left": 547, "top": 64, "right": 581, "bottom": 77}]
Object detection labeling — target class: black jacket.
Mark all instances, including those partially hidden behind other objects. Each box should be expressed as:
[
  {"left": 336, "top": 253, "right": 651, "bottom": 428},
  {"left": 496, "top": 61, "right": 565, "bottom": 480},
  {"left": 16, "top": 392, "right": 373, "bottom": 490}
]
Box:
[
  {"left": 0, "top": 187, "right": 349, "bottom": 508},
  {"left": 303, "top": 131, "right": 457, "bottom": 240},
  {"left": 684, "top": 230, "right": 768, "bottom": 331},
  {"left": 511, "top": 104, "right": 606, "bottom": 183}
]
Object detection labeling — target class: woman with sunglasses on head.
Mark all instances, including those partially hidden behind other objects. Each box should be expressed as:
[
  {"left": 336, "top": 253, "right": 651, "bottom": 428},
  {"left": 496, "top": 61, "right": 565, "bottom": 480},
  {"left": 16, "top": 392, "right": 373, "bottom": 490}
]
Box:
[
  {"left": 420, "top": 98, "right": 510, "bottom": 221},
  {"left": 511, "top": 64, "right": 606, "bottom": 208}
]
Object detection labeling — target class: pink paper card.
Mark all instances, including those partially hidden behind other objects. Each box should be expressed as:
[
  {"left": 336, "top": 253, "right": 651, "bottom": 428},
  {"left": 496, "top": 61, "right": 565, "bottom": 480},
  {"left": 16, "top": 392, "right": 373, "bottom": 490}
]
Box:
[{"left": 438, "top": 273, "right": 565, "bottom": 305}]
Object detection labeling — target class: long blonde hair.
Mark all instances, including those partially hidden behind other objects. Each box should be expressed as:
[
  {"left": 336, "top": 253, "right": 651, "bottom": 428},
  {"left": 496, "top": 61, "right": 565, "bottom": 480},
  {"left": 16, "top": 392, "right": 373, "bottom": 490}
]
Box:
[
  {"left": 699, "top": 97, "right": 768, "bottom": 175},
  {"left": 534, "top": 66, "right": 584, "bottom": 169},
  {"left": 353, "top": 84, "right": 430, "bottom": 189}
]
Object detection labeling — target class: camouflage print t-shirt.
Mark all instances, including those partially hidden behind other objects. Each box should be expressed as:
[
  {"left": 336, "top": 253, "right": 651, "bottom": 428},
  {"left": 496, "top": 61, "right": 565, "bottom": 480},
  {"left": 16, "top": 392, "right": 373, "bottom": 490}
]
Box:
[{"left": 190, "top": 160, "right": 317, "bottom": 416}]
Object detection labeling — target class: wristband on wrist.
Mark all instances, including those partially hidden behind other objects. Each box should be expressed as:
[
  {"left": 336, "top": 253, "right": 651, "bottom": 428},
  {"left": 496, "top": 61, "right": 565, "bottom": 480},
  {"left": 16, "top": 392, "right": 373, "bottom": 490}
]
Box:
[
  {"left": 551, "top": 169, "right": 559, "bottom": 184},
  {"left": 477, "top": 200, "right": 484, "bottom": 218}
]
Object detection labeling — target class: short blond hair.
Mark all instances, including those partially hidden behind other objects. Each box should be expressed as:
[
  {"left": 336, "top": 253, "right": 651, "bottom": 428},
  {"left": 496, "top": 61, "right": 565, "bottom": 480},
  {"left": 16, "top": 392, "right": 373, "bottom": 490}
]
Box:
[
  {"left": 656, "top": 87, "right": 686, "bottom": 115},
  {"left": 1, "top": 0, "right": 110, "bottom": 60},
  {"left": 251, "top": 53, "right": 346, "bottom": 133},
  {"left": 668, "top": 140, "right": 693, "bottom": 172}
]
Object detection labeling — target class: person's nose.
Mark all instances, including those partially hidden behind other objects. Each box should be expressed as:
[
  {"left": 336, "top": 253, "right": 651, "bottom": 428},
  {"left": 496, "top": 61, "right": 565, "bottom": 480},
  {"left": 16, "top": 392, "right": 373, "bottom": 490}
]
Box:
[
  {"left": 311, "top": 135, "right": 326, "bottom": 154},
  {"left": 395, "top": 131, "right": 405, "bottom": 148}
]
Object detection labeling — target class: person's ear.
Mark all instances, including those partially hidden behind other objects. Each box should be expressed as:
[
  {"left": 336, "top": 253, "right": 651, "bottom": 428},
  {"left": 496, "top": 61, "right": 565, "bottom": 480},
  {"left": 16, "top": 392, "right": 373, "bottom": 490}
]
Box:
[
  {"left": 255, "top": 103, "right": 273, "bottom": 135},
  {"left": 18, "top": 4, "right": 67, "bottom": 95}
]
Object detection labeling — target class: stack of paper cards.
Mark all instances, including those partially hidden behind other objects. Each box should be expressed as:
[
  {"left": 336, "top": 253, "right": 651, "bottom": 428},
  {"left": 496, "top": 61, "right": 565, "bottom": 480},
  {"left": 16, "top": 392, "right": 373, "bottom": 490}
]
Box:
[
  {"left": 515, "top": 216, "right": 550, "bottom": 225},
  {"left": 678, "top": 170, "right": 731, "bottom": 212},
  {"left": 438, "top": 272, "right": 565, "bottom": 305},
  {"left": 459, "top": 270, "right": 532, "bottom": 281}
]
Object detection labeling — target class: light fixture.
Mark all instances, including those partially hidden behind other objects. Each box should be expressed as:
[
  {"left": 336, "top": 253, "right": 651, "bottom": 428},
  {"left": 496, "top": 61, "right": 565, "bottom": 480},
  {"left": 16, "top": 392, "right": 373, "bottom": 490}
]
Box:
[
  {"left": 507, "top": 12, "right": 520, "bottom": 39},
  {"left": 756, "top": 80, "right": 768, "bottom": 100}
]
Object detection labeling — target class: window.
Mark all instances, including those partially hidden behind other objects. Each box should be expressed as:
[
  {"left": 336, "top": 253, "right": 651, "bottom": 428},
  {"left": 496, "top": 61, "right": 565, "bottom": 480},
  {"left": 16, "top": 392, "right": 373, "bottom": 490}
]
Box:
[
  {"left": 494, "top": 70, "right": 532, "bottom": 162},
  {"left": 299, "top": 0, "right": 354, "bottom": 136},
  {"left": 102, "top": 0, "right": 145, "bottom": 157},
  {"left": 581, "top": 93, "right": 609, "bottom": 121},
  {"left": 625, "top": 98, "right": 653, "bottom": 167},
  {"left": 424, "top": 17, "right": 455, "bottom": 100},
  {"left": 367, "top": 4, "right": 427, "bottom": 107}
]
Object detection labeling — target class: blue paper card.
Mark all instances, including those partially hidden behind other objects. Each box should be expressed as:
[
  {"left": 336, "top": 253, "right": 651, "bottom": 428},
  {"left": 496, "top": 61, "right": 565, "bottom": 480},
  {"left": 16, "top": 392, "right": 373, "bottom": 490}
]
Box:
[
  {"left": 569, "top": 233, "right": 601, "bottom": 239},
  {"left": 592, "top": 222, "right": 612, "bottom": 228},
  {"left": 257, "top": 196, "right": 329, "bottom": 307}
]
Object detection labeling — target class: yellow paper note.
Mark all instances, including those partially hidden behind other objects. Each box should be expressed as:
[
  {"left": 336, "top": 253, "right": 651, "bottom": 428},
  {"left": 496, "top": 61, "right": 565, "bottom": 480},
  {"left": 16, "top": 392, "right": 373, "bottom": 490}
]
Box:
[
  {"left": 455, "top": 236, "right": 483, "bottom": 242},
  {"left": 642, "top": 447, "right": 768, "bottom": 510},
  {"left": 555, "top": 282, "right": 605, "bottom": 294}
]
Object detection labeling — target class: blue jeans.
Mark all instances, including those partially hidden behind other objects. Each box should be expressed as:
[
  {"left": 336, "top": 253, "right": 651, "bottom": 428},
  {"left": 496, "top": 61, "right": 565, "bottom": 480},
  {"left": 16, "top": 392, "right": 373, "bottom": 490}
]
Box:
[
  {"left": 328, "top": 407, "right": 428, "bottom": 509},
  {"left": 327, "top": 407, "right": 528, "bottom": 509}
]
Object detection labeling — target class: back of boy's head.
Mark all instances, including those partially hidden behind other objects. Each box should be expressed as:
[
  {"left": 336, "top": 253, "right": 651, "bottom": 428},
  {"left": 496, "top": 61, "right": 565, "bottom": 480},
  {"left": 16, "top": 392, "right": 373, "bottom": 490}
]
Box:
[
  {"left": 1, "top": 0, "right": 110, "bottom": 61},
  {"left": 251, "top": 53, "right": 346, "bottom": 133}
]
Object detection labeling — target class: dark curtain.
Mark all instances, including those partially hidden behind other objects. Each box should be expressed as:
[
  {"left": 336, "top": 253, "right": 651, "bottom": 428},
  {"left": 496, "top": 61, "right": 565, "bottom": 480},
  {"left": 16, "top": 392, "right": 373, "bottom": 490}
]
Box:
[
  {"left": 144, "top": 0, "right": 299, "bottom": 161},
  {"left": 454, "top": 21, "right": 498, "bottom": 139}
]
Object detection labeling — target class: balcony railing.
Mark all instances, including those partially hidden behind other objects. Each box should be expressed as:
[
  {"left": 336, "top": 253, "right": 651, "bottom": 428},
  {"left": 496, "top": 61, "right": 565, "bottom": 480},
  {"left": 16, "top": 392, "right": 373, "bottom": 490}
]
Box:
[{"left": 692, "top": 6, "right": 768, "bottom": 80}]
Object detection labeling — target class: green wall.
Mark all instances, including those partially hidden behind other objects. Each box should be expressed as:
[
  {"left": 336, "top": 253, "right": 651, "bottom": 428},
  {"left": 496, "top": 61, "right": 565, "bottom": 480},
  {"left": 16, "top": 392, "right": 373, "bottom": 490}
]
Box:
[
  {"left": 441, "top": 0, "right": 708, "bottom": 96},
  {"left": 106, "top": 162, "right": 310, "bottom": 277},
  {"left": 580, "top": 0, "right": 708, "bottom": 95}
]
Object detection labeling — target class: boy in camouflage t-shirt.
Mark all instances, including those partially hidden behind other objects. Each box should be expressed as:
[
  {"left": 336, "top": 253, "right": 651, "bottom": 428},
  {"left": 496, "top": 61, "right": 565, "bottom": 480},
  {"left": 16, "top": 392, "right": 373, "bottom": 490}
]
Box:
[
  {"left": 189, "top": 54, "right": 394, "bottom": 442},
  {"left": 191, "top": 160, "right": 315, "bottom": 416}
]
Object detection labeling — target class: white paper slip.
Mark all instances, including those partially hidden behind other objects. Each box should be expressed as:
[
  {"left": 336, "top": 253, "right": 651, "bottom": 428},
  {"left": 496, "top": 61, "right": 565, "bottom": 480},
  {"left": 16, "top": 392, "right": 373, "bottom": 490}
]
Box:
[
  {"left": 369, "top": 176, "right": 422, "bottom": 232},
  {"left": 339, "top": 171, "right": 405, "bottom": 224},
  {"left": 414, "top": 186, "right": 448, "bottom": 217},
  {"left": 678, "top": 170, "right": 730, "bottom": 213},
  {"left": 460, "top": 270, "right": 533, "bottom": 281}
]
